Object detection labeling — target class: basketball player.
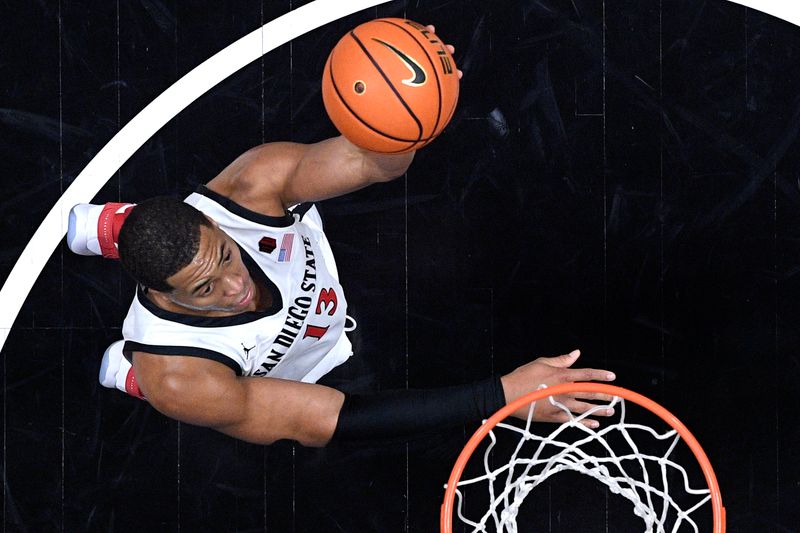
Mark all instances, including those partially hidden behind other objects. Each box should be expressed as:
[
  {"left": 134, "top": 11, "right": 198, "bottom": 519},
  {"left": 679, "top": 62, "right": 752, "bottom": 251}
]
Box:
[
  {"left": 69, "top": 133, "right": 615, "bottom": 447},
  {"left": 68, "top": 41, "right": 616, "bottom": 448}
]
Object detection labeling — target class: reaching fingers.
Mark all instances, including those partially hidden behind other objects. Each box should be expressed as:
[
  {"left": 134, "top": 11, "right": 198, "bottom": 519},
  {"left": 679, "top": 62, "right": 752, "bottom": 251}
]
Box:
[
  {"left": 543, "top": 410, "right": 572, "bottom": 424},
  {"left": 442, "top": 44, "right": 461, "bottom": 79},
  {"left": 569, "top": 391, "right": 616, "bottom": 403},
  {"left": 568, "top": 367, "right": 616, "bottom": 382},
  {"left": 542, "top": 406, "right": 606, "bottom": 429},
  {"left": 580, "top": 418, "right": 602, "bottom": 429},
  {"left": 544, "top": 409, "right": 600, "bottom": 428},
  {"left": 422, "top": 24, "right": 460, "bottom": 78},
  {"left": 562, "top": 399, "right": 615, "bottom": 418}
]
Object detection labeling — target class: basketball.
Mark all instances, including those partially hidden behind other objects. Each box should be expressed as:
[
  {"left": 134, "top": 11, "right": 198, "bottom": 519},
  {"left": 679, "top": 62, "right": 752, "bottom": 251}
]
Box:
[{"left": 322, "top": 18, "right": 460, "bottom": 153}]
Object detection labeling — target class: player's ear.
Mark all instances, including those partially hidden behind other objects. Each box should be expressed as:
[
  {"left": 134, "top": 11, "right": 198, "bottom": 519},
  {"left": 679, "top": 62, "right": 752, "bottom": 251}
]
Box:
[
  {"left": 142, "top": 281, "right": 176, "bottom": 297},
  {"left": 143, "top": 284, "right": 161, "bottom": 296},
  {"left": 144, "top": 286, "right": 173, "bottom": 308}
]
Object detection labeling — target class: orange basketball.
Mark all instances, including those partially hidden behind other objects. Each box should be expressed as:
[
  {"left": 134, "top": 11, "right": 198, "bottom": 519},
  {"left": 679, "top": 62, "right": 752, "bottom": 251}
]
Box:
[{"left": 322, "top": 18, "right": 459, "bottom": 153}]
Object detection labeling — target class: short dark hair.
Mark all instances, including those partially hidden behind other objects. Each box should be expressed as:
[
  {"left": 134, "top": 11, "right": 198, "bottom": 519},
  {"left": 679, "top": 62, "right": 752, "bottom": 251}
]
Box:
[{"left": 118, "top": 196, "right": 212, "bottom": 292}]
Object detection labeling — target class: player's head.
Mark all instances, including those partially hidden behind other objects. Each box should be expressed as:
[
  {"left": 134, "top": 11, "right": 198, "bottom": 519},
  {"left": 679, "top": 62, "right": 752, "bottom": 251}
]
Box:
[
  {"left": 118, "top": 197, "right": 211, "bottom": 292},
  {"left": 118, "top": 197, "right": 256, "bottom": 314}
]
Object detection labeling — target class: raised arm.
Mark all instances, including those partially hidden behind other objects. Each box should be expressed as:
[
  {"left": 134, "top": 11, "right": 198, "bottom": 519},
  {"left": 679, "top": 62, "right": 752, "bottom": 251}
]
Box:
[
  {"left": 205, "top": 136, "right": 414, "bottom": 217},
  {"left": 132, "top": 348, "right": 616, "bottom": 447}
]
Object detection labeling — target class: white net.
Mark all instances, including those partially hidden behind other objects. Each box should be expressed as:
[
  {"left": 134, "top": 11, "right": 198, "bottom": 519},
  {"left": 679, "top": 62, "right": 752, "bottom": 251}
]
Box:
[{"left": 450, "top": 390, "right": 714, "bottom": 533}]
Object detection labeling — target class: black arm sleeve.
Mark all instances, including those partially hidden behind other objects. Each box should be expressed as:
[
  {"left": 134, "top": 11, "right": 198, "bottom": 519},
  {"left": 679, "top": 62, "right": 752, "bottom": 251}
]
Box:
[{"left": 329, "top": 376, "right": 506, "bottom": 445}]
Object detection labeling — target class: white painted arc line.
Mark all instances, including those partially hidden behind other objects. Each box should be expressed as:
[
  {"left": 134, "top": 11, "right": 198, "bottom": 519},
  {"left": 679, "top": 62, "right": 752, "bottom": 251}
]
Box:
[
  {"left": 0, "top": 0, "right": 390, "bottom": 351},
  {"left": 724, "top": 0, "right": 800, "bottom": 28}
]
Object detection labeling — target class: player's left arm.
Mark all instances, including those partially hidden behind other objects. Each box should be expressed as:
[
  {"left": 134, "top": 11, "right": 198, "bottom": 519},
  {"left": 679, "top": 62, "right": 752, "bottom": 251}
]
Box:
[
  {"left": 207, "top": 29, "right": 459, "bottom": 216},
  {"left": 206, "top": 136, "right": 414, "bottom": 216}
]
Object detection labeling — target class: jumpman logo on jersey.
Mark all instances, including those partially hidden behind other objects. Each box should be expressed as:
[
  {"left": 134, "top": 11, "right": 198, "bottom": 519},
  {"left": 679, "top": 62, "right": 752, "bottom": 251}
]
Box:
[{"left": 241, "top": 342, "right": 255, "bottom": 359}]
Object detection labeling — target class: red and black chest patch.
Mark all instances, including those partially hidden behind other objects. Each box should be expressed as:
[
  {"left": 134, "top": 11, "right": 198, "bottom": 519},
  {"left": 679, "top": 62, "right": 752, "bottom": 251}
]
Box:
[{"left": 258, "top": 236, "right": 277, "bottom": 253}]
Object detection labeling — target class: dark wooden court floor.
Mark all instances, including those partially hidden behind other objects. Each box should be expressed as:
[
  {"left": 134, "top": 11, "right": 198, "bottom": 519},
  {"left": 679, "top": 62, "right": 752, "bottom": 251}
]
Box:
[{"left": 1, "top": 1, "right": 798, "bottom": 531}]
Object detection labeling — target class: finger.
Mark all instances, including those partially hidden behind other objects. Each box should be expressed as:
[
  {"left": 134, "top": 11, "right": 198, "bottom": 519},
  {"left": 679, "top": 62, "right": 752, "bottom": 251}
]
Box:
[
  {"left": 547, "top": 410, "right": 600, "bottom": 428},
  {"left": 540, "top": 409, "right": 571, "bottom": 424},
  {"left": 542, "top": 349, "right": 581, "bottom": 368},
  {"left": 568, "top": 367, "right": 615, "bottom": 382},
  {"left": 446, "top": 44, "right": 455, "bottom": 54},
  {"left": 564, "top": 400, "right": 615, "bottom": 417},
  {"left": 457, "top": 69, "right": 463, "bottom": 80},
  {"left": 568, "top": 391, "right": 615, "bottom": 403},
  {"left": 580, "top": 418, "right": 601, "bottom": 429},
  {"left": 426, "top": 24, "right": 436, "bottom": 34}
]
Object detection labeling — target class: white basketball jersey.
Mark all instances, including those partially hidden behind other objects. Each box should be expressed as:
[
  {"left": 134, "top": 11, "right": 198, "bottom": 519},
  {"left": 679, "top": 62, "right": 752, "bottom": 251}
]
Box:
[{"left": 104, "top": 186, "right": 353, "bottom": 394}]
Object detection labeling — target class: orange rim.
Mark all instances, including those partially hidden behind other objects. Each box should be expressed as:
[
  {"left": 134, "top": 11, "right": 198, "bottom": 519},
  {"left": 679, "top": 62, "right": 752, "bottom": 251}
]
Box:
[{"left": 440, "top": 382, "right": 726, "bottom": 532}]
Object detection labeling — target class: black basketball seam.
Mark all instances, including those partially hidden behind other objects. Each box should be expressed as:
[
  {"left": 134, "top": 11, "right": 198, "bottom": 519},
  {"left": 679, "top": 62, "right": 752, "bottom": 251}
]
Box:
[
  {"left": 328, "top": 51, "right": 419, "bottom": 151},
  {"left": 380, "top": 19, "right": 444, "bottom": 140},
  {"left": 348, "top": 30, "right": 424, "bottom": 143}
]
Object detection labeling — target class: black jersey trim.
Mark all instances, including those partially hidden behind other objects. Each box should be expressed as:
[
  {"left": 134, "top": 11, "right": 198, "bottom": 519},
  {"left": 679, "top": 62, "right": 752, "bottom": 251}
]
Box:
[
  {"left": 123, "top": 341, "right": 243, "bottom": 376},
  {"left": 136, "top": 244, "right": 283, "bottom": 327},
  {"left": 289, "top": 202, "right": 315, "bottom": 222},
  {"left": 195, "top": 185, "right": 294, "bottom": 227}
]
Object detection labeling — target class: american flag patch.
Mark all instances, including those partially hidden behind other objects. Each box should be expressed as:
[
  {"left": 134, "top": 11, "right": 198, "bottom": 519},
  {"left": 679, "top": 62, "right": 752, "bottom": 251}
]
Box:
[{"left": 278, "top": 233, "right": 294, "bottom": 262}]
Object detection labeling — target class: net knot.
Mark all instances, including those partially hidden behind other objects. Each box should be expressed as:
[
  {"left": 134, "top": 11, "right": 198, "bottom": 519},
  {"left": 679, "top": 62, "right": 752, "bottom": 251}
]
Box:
[{"left": 500, "top": 504, "right": 519, "bottom": 522}]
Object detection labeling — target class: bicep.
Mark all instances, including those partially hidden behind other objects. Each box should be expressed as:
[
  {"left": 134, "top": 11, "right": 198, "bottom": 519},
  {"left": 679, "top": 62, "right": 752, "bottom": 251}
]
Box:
[
  {"left": 132, "top": 353, "right": 344, "bottom": 446},
  {"left": 206, "top": 137, "right": 411, "bottom": 213},
  {"left": 229, "top": 138, "right": 371, "bottom": 208}
]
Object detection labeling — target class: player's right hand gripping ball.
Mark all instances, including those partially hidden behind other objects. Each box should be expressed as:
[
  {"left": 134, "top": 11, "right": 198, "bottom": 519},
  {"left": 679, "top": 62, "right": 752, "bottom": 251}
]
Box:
[{"left": 322, "top": 18, "right": 459, "bottom": 153}]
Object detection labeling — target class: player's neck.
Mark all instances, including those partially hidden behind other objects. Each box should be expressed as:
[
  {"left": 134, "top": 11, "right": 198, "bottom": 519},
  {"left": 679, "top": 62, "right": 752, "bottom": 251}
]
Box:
[{"left": 251, "top": 279, "right": 272, "bottom": 311}]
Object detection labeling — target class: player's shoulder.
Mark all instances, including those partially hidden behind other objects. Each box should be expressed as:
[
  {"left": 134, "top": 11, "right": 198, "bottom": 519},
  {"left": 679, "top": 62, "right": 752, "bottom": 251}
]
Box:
[
  {"left": 131, "top": 350, "right": 235, "bottom": 405},
  {"left": 205, "top": 142, "right": 309, "bottom": 216}
]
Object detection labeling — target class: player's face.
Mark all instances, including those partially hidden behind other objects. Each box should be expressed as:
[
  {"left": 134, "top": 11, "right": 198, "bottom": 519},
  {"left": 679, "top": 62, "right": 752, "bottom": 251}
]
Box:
[{"left": 162, "top": 223, "right": 257, "bottom": 314}]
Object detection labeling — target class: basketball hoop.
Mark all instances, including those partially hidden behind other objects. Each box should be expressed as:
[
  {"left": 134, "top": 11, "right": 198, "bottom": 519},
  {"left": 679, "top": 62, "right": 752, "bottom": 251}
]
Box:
[{"left": 441, "top": 383, "right": 725, "bottom": 532}]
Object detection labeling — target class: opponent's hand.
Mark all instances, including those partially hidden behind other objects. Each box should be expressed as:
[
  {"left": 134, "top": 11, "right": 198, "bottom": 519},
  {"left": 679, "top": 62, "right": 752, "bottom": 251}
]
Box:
[
  {"left": 425, "top": 24, "right": 463, "bottom": 79},
  {"left": 500, "top": 350, "right": 616, "bottom": 427}
]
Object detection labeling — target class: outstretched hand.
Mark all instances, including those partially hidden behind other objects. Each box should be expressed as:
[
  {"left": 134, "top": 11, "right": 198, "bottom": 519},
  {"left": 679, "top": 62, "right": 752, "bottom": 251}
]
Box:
[{"left": 500, "top": 350, "right": 616, "bottom": 428}]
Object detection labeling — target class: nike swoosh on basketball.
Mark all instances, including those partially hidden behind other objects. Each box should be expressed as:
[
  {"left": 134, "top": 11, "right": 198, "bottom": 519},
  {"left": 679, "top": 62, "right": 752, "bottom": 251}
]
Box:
[{"left": 372, "top": 38, "right": 427, "bottom": 87}]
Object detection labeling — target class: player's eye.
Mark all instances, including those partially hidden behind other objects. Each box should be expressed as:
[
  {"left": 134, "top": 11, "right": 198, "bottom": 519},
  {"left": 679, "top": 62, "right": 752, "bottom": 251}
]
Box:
[
  {"left": 224, "top": 251, "right": 232, "bottom": 263},
  {"left": 202, "top": 284, "right": 213, "bottom": 296}
]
